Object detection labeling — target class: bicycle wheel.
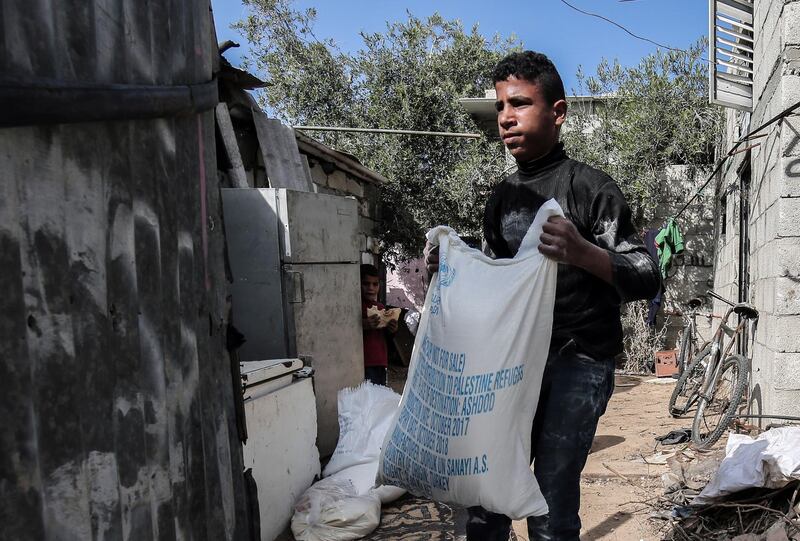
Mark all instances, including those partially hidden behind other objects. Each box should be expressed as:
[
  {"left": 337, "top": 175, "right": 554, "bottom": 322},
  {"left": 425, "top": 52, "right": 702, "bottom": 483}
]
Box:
[
  {"left": 691, "top": 354, "right": 749, "bottom": 448},
  {"left": 668, "top": 345, "right": 711, "bottom": 417}
]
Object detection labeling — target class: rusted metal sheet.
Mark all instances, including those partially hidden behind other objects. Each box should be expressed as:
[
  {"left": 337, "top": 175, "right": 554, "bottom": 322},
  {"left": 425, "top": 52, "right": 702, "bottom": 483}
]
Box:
[{"left": 0, "top": 1, "right": 247, "bottom": 540}]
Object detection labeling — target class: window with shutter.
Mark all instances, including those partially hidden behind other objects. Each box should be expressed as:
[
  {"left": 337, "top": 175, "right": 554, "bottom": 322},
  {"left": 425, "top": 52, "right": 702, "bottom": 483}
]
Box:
[{"left": 709, "top": 0, "right": 754, "bottom": 111}]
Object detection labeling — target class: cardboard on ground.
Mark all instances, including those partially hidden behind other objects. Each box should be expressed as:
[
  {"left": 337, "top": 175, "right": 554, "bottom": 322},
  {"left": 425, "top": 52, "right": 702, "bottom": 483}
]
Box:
[{"left": 367, "top": 306, "right": 402, "bottom": 329}]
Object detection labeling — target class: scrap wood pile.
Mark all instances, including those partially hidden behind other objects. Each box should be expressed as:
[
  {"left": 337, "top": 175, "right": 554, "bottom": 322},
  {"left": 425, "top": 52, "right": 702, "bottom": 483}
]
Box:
[
  {"left": 653, "top": 427, "right": 800, "bottom": 541},
  {"left": 665, "top": 481, "right": 800, "bottom": 540}
]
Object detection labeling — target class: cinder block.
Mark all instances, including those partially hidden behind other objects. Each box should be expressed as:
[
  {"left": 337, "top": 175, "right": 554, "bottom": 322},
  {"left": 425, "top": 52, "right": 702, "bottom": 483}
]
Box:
[
  {"left": 365, "top": 236, "right": 378, "bottom": 254},
  {"left": 778, "top": 197, "right": 800, "bottom": 237},
  {"left": 344, "top": 176, "right": 364, "bottom": 198},
  {"left": 775, "top": 275, "right": 800, "bottom": 314},
  {"left": 328, "top": 171, "right": 348, "bottom": 193},
  {"left": 756, "top": 212, "right": 767, "bottom": 247},
  {"left": 786, "top": 2, "right": 800, "bottom": 46},
  {"left": 782, "top": 74, "right": 800, "bottom": 110},
  {"left": 780, "top": 160, "right": 800, "bottom": 197},
  {"left": 781, "top": 115, "right": 800, "bottom": 160},
  {"left": 776, "top": 237, "right": 800, "bottom": 276},
  {"left": 764, "top": 203, "right": 777, "bottom": 241},
  {"left": 755, "top": 309, "right": 770, "bottom": 344},
  {"left": 751, "top": 341, "right": 774, "bottom": 377},
  {"left": 771, "top": 315, "right": 800, "bottom": 352},
  {"left": 769, "top": 389, "right": 800, "bottom": 415},
  {"left": 308, "top": 163, "right": 328, "bottom": 186},
  {"left": 758, "top": 278, "right": 777, "bottom": 314},
  {"left": 359, "top": 197, "right": 371, "bottom": 219},
  {"left": 761, "top": 241, "right": 779, "bottom": 278}
]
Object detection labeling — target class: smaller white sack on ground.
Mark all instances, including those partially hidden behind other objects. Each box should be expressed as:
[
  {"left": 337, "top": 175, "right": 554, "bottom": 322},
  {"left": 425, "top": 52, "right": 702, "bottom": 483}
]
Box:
[
  {"left": 324, "top": 382, "right": 403, "bottom": 477},
  {"left": 292, "top": 383, "right": 406, "bottom": 540},
  {"left": 291, "top": 477, "right": 381, "bottom": 541},
  {"left": 323, "top": 382, "right": 406, "bottom": 503},
  {"left": 693, "top": 427, "right": 800, "bottom": 505},
  {"left": 377, "top": 200, "right": 564, "bottom": 520}
]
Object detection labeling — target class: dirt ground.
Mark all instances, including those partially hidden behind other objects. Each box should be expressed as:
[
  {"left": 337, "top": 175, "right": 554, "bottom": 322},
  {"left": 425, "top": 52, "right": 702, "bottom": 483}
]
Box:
[{"left": 567, "top": 374, "right": 688, "bottom": 541}]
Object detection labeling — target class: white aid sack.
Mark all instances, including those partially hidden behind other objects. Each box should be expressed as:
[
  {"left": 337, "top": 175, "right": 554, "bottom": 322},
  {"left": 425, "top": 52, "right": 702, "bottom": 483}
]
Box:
[
  {"left": 291, "top": 476, "right": 381, "bottom": 541},
  {"left": 324, "top": 382, "right": 403, "bottom": 477},
  {"left": 324, "top": 382, "right": 406, "bottom": 503},
  {"left": 377, "top": 199, "right": 563, "bottom": 520}
]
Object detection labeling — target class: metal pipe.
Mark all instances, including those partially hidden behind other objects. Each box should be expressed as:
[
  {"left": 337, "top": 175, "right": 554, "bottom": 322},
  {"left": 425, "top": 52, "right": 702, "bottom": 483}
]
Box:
[
  {"left": 0, "top": 77, "right": 218, "bottom": 128},
  {"left": 672, "top": 99, "right": 800, "bottom": 221},
  {"left": 293, "top": 125, "right": 482, "bottom": 139},
  {"left": 736, "top": 414, "right": 800, "bottom": 421}
]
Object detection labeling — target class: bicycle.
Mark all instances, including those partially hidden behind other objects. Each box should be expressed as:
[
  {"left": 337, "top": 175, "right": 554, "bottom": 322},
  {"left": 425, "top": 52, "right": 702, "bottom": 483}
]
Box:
[
  {"left": 667, "top": 298, "right": 711, "bottom": 416},
  {"left": 676, "top": 297, "right": 710, "bottom": 375},
  {"left": 670, "top": 290, "right": 759, "bottom": 448}
]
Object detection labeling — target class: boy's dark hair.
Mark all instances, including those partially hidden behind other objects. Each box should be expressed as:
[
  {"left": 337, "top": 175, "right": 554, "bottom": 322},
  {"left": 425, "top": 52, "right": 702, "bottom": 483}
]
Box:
[
  {"left": 492, "top": 51, "right": 566, "bottom": 105},
  {"left": 360, "top": 264, "right": 379, "bottom": 280}
]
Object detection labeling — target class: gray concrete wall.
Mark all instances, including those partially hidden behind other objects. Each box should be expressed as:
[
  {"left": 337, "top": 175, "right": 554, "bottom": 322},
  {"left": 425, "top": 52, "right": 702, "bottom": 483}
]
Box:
[
  {"left": 305, "top": 158, "right": 383, "bottom": 265},
  {"left": 648, "top": 166, "right": 716, "bottom": 349},
  {"left": 713, "top": 0, "right": 800, "bottom": 419}
]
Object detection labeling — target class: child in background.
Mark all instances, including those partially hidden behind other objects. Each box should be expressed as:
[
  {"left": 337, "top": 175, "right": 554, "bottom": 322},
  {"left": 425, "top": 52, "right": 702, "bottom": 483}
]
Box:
[{"left": 360, "top": 264, "right": 397, "bottom": 386}]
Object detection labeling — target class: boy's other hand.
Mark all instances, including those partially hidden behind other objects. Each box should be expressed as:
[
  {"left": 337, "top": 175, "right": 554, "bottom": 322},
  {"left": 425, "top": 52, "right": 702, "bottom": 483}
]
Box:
[
  {"left": 363, "top": 314, "right": 381, "bottom": 330},
  {"left": 386, "top": 319, "right": 398, "bottom": 333},
  {"left": 424, "top": 242, "right": 440, "bottom": 275},
  {"left": 539, "top": 216, "right": 592, "bottom": 266}
]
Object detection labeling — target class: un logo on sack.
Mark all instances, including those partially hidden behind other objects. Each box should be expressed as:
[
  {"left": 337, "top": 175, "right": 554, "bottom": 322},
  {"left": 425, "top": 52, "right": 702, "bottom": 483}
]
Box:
[
  {"left": 439, "top": 252, "right": 456, "bottom": 287},
  {"left": 431, "top": 252, "right": 456, "bottom": 316}
]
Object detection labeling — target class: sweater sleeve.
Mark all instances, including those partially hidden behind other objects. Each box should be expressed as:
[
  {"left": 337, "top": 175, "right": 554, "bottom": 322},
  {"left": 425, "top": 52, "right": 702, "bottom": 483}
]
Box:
[{"left": 589, "top": 181, "right": 662, "bottom": 302}]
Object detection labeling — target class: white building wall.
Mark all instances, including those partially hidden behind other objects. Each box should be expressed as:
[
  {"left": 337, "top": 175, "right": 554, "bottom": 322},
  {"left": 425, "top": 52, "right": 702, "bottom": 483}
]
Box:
[{"left": 713, "top": 0, "right": 800, "bottom": 420}]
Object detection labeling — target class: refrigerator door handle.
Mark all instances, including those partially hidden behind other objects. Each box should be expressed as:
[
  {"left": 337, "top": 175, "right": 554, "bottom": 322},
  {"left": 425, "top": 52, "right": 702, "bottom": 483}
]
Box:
[{"left": 286, "top": 270, "right": 305, "bottom": 303}]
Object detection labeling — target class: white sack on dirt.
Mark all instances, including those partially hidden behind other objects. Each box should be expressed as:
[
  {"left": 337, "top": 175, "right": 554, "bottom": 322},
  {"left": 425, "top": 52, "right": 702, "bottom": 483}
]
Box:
[
  {"left": 322, "top": 382, "right": 405, "bottom": 503},
  {"left": 693, "top": 427, "right": 800, "bottom": 505},
  {"left": 291, "top": 476, "right": 381, "bottom": 541},
  {"left": 324, "top": 382, "right": 402, "bottom": 478},
  {"left": 376, "top": 199, "right": 563, "bottom": 520}
]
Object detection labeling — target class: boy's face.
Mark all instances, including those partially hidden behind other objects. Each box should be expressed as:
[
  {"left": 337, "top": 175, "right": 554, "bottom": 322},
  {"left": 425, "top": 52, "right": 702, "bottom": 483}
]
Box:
[
  {"left": 361, "top": 275, "right": 380, "bottom": 302},
  {"left": 494, "top": 76, "right": 567, "bottom": 163}
]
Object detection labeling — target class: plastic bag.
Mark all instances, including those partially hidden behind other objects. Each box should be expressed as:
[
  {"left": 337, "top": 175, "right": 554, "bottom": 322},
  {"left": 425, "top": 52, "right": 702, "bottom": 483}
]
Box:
[
  {"left": 693, "top": 427, "right": 800, "bottom": 505},
  {"left": 377, "top": 200, "right": 563, "bottom": 520},
  {"left": 404, "top": 310, "right": 421, "bottom": 336},
  {"left": 291, "top": 477, "right": 381, "bottom": 541}
]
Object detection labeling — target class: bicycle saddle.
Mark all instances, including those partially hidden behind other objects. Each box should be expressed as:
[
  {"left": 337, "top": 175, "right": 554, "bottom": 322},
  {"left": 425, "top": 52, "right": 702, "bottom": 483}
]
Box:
[
  {"left": 687, "top": 298, "right": 703, "bottom": 309},
  {"left": 733, "top": 302, "right": 759, "bottom": 319}
]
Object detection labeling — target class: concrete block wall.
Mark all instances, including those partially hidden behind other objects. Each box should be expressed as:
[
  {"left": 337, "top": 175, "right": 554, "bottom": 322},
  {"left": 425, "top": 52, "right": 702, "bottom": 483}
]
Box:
[
  {"left": 305, "top": 159, "right": 383, "bottom": 266},
  {"left": 713, "top": 0, "right": 800, "bottom": 419},
  {"left": 648, "top": 166, "right": 716, "bottom": 348}
]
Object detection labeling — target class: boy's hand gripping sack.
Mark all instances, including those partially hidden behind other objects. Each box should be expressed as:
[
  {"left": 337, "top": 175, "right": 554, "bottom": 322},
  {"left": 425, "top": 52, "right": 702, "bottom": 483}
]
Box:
[{"left": 377, "top": 200, "right": 563, "bottom": 519}]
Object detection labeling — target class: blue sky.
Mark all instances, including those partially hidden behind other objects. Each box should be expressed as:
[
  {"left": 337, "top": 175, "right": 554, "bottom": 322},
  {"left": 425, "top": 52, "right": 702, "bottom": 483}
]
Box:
[{"left": 211, "top": 0, "right": 709, "bottom": 94}]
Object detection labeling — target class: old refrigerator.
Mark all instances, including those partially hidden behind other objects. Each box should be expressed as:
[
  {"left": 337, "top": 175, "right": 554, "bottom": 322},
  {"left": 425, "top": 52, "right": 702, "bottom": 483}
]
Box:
[
  {"left": 241, "top": 359, "right": 319, "bottom": 541},
  {"left": 222, "top": 188, "right": 364, "bottom": 455}
]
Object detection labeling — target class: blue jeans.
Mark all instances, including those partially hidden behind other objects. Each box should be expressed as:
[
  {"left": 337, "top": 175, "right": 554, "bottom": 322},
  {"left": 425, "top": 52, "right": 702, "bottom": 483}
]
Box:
[{"left": 465, "top": 343, "right": 616, "bottom": 541}]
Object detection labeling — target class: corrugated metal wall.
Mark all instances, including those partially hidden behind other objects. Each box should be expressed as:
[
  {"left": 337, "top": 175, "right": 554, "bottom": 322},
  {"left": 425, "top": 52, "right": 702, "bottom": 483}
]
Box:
[{"left": 0, "top": 1, "right": 247, "bottom": 539}]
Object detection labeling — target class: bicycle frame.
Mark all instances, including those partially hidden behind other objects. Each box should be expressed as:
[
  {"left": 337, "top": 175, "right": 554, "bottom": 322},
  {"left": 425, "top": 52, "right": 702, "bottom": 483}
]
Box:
[
  {"left": 698, "top": 292, "right": 757, "bottom": 403},
  {"left": 672, "top": 302, "right": 707, "bottom": 372}
]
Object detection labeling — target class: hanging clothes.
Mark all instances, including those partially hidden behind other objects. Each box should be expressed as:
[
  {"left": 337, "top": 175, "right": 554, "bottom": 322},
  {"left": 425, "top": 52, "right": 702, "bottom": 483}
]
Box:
[
  {"left": 644, "top": 228, "right": 664, "bottom": 327},
  {"left": 655, "top": 218, "right": 685, "bottom": 279}
]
